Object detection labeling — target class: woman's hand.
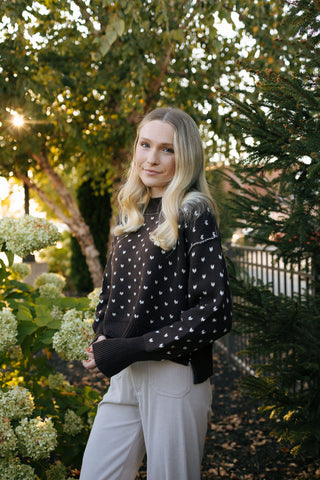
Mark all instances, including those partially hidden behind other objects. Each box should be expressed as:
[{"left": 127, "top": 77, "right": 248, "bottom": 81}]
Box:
[{"left": 82, "top": 335, "right": 106, "bottom": 378}]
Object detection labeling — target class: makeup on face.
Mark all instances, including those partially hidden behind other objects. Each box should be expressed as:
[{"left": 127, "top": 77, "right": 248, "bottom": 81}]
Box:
[{"left": 135, "top": 120, "right": 176, "bottom": 197}]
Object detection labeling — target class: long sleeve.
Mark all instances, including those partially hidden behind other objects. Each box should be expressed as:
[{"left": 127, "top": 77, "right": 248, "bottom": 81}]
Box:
[
  {"left": 142, "top": 207, "right": 232, "bottom": 358},
  {"left": 92, "top": 251, "right": 113, "bottom": 338}
]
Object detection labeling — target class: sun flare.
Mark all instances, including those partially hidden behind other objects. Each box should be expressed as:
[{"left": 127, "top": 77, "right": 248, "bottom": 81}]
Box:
[{"left": 12, "top": 113, "right": 25, "bottom": 127}]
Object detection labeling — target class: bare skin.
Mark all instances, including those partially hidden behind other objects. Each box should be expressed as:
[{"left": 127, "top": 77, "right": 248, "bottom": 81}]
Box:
[
  {"left": 82, "top": 335, "right": 106, "bottom": 378},
  {"left": 135, "top": 120, "right": 175, "bottom": 197}
]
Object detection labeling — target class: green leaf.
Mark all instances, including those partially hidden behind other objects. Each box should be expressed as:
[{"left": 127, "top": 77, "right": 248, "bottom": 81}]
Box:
[
  {"left": 34, "top": 303, "right": 52, "bottom": 327},
  {"left": 168, "top": 29, "right": 185, "bottom": 43},
  {"left": 36, "top": 329, "right": 55, "bottom": 346},
  {"left": 16, "top": 303, "right": 33, "bottom": 321},
  {"left": 7, "top": 279, "right": 34, "bottom": 293},
  {"left": 6, "top": 250, "right": 14, "bottom": 267},
  {"left": 17, "top": 320, "right": 38, "bottom": 341},
  {"left": 0, "top": 256, "right": 11, "bottom": 281},
  {"left": 59, "top": 296, "right": 90, "bottom": 309},
  {"left": 114, "top": 18, "right": 125, "bottom": 36},
  {"left": 36, "top": 296, "right": 89, "bottom": 310}
]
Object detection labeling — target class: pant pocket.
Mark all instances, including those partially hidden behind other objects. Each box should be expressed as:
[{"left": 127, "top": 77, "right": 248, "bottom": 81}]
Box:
[
  {"left": 149, "top": 361, "right": 191, "bottom": 398},
  {"left": 99, "top": 367, "right": 137, "bottom": 406}
]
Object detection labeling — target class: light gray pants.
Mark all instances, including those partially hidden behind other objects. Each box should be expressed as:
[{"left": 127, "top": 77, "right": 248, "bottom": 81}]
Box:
[{"left": 80, "top": 360, "right": 212, "bottom": 480}]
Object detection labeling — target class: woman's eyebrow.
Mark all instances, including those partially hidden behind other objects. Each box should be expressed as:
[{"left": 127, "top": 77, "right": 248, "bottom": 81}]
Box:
[{"left": 139, "top": 136, "right": 174, "bottom": 147}]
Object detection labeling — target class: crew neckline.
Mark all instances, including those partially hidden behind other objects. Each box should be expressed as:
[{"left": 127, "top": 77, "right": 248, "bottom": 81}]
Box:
[{"left": 145, "top": 196, "right": 162, "bottom": 214}]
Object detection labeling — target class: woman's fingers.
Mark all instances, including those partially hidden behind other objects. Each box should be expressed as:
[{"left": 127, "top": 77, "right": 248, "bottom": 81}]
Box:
[
  {"left": 83, "top": 338, "right": 106, "bottom": 378},
  {"left": 82, "top": 356, "right": 104, "bottom": 377}
]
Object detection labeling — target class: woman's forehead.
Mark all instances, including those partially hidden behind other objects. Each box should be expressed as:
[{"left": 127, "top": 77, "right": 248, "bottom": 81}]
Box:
[{"left": 139, "top": 120, "right": 175, "bottom": 144}]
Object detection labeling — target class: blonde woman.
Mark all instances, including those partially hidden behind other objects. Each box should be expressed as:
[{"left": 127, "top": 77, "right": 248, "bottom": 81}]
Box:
[{"left": 81, "top": 107, "right": 232, "bottom": 480}]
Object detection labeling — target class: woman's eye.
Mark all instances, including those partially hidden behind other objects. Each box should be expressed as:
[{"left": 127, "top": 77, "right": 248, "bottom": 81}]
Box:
[
  {"left": 164, "top": 147, "right": 174, "bottom": 154},
  {"left": 141, "top": 141, "right": 150, "bottom": 148}
]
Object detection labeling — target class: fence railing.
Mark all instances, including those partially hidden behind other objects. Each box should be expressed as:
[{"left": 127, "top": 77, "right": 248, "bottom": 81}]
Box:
[
  {"left": 229, "top": 244, "right": 315, "bottom": 301},
  {"left": 216, "top": 244, "right": 316, "bottom": 373}
]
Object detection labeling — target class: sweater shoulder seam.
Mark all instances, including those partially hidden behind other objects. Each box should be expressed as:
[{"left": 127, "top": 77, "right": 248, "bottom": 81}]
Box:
[{"left": 187, "top": 234, "right": 218, "bottom": 254}]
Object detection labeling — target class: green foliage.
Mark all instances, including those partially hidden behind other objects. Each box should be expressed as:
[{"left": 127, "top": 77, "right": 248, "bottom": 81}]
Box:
[
  {"left": 0, "top": 0, "right": 301, "bottom": 284},
  {"left": 0, "top": 252, "right": 101, "bottom": 478},
  {"left": 223, "top": 0, "right": 320, "bottom": 458},
  {"left": 70, "top": 179, "right": 111, "bottom": 293},
  {"left": 230, "top": 268, "right": 320, "bottom": 458},
  {"left": 206, "top": 166, "right": 235, "bottom": 242},
  {"left": 0, "top": 1, "right": 297, "bottom": 189},
  {"left": 222, "top": 18, "right": 320, "bottom": 261}
]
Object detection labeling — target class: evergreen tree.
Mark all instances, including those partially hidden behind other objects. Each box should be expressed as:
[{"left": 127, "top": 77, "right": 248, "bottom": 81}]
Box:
[
  {"left": 223, "top": 0, "right": 320, "bottom": 457},
  {"left": 206, "top": 165, "right": 236, "bottom": 243},
  {"left": 71, "top": 180, "right": 111, "bottom": 294}
]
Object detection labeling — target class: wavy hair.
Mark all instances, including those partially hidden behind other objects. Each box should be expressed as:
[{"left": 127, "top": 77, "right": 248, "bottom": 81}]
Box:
[{"left": 114, "top": 107, "right": 217, "bottom": 250}]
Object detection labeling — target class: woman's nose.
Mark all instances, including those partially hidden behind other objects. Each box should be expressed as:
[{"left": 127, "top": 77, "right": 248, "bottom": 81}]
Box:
[{"left": 146, "top": 149, "right": 159, "bottom": 164}]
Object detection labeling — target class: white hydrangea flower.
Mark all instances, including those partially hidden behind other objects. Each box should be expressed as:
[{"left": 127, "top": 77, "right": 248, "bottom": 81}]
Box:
[
  {"left": 0, "top": 458, "right": 36, "bottom": 480},
  {"left": 0, "top": 416, "right": 17, "bottom": 457},
  {"left": 38, "top": 283, "right": 62, "bottom": 298},
  {"left": 52, "top": 309, "right": 93, "bottom": 361},
  {"left": 47, "top": 373, "right": 66, "bottom": 390},
  {"left": 0, "top": 386, "right": 34, "bottom": 420},
  {"left": 84, "top": 311, "right": 94, "bottom": 323},
  {"left": 15, "top": 417, "right": 57, "bottom": 460},
  {"left": 62, "top": 308, "right": 82, "bottom": 323},
  {"left": 50, "top": 306, "right": 64, "bottom": 322},
  {"left": 34, "top": 272, "right": 65, "bottom": 291},
  {"left": 0, "top": 216, "right": 60, "bottom": 258},
  {"left": 0, "top": 308, "right": 18, "bottom": 354},
  {"left": 46, "top": 461, "right": 68, "bottom": 480},
  {"left": 63, "top": 409, "right": 84, "bottom": 436},
  {"left": 87, "top": 287, "right": 101, "bottom": 310},
  {"left": 10, "top": 263, "right": 31, "bottom": 279}
]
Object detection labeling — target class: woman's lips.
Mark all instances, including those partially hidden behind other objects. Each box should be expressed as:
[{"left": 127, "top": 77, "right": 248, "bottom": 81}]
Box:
[{"left": 143, "top": 169, "right": 160, "bottom": 175}]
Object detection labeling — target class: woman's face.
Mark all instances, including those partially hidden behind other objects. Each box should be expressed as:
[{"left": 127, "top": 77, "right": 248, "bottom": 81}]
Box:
[{"left": 135, "top": 120, "right": 176, "bottom": 197}]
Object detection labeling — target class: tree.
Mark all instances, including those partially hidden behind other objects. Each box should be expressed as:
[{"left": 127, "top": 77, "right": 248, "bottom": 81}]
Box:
[
  {"left": 71, "top": 178, "right": 111, "bottom": 294},
  {"left": 223, "top": 0, "right": 320, "bottom": 456},
  {"left": 0, "top": 0, "right": 297, "bottom": 286}
]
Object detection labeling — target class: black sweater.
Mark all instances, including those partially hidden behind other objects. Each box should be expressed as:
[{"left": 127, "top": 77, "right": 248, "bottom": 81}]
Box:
[{"left": 92, "top": 197, "right": 232, "bottom": 383}]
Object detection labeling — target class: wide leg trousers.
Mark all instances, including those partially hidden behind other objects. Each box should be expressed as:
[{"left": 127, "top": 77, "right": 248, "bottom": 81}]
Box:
[{"left": 80, "top": 360, "right": 212, "bottom": 480}]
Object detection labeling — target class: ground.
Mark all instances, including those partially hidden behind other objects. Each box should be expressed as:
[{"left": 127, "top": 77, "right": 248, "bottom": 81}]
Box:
[
  {"left": 58, "top": 349, "right": 320, "bottom": 480},
  {"left": 199, "top": 350, "right": 319, "bottom": 480}
]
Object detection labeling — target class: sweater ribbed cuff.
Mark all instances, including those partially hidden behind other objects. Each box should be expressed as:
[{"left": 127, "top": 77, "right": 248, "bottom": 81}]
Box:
[{"left": 92, "top": 336, "right": 147, "bottom": 378}]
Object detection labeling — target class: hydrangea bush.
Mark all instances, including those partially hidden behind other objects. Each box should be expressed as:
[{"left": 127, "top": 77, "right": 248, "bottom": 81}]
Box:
[
  {"left": 15, "top": 417, "right": 57, "bottom": 460},
  {"left": 63, "top": 409, "right": 84, "bottom": 436},
  {"left": 0, "top": 458, "right": 36, "bottom": 480},
  {"left": 0, "top": 417, "right": 17, "bottom": 457},
  {"left": 0, "top": 216, "right": 60, "bottom": 258},
  {"left": 0, "top": 216, "right": 102, "bottom": 479},
  {"left": 0, "top": 308, "right": 18, "bottom": 353},
  {"left": 10, "top": 262, "right": 31, "bottom": 280},
  {"left": 53, "top": 309, "right": 93, "bottom": 361},
  {"left": 0, "top": 386, "right": 35, "bottom": 419},
  {"left": 35, "top": 272, "right": 66, "bottom": 298}
]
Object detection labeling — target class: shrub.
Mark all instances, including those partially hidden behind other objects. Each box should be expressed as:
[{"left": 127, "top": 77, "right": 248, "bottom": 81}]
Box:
[{"left": 0, "top": 216, "right": 102, "bottom": 479}]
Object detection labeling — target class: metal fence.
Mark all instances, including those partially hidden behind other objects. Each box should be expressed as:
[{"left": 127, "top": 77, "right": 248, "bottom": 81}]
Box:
[
  {"left": 216, "top": 244, "right": 315, "bottom": 373},
  {"left": 229, "top": 244, "right": 315, "bottom": 301}
]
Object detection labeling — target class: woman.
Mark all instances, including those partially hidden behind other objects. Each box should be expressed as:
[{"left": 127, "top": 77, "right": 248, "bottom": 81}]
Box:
[{"left": 80, "top": 107, "right": 232, "bottom": 480}]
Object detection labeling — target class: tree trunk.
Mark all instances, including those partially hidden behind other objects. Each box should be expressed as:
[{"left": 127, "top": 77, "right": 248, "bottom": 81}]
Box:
[{"left": 18, "top": 155, "right": 103, "bottom": 288}]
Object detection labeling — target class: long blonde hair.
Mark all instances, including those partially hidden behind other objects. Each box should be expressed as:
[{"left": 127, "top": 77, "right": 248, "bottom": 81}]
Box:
[{"left": 114, "top": 107, "right": 217, "bottom": 250}]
